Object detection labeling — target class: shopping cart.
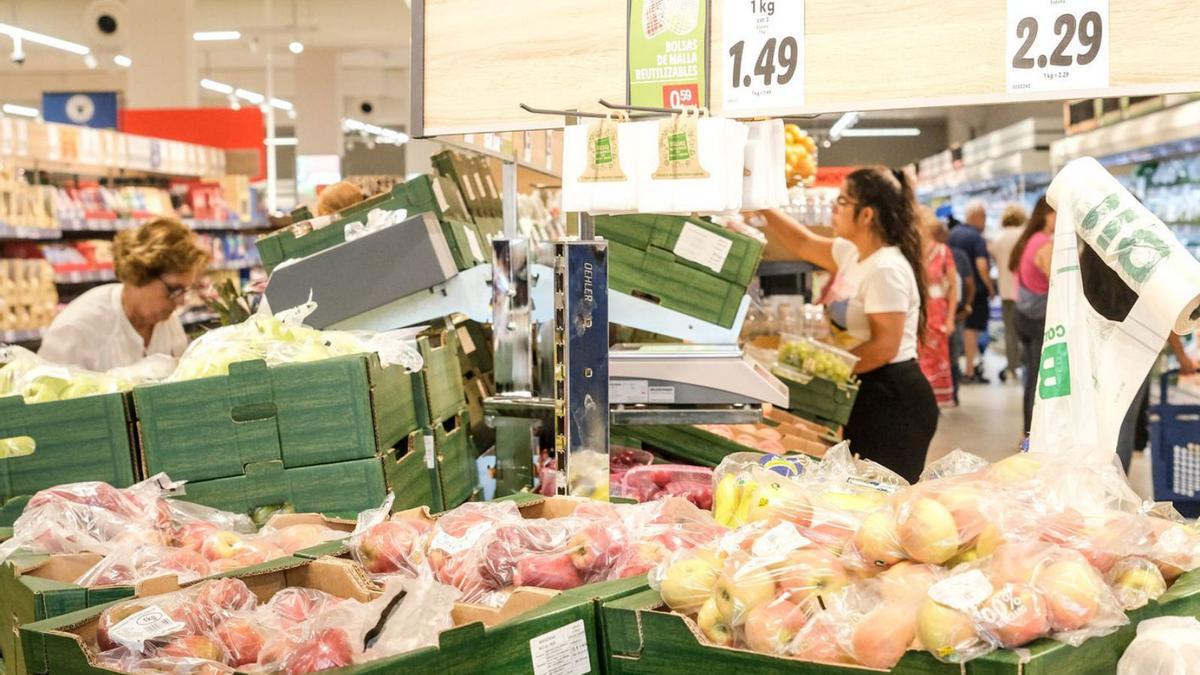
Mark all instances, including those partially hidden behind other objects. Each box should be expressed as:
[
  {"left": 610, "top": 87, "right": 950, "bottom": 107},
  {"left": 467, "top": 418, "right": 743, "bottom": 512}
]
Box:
[{"left": 1149, "top": 369, "right": 1200, "bottom": 518}]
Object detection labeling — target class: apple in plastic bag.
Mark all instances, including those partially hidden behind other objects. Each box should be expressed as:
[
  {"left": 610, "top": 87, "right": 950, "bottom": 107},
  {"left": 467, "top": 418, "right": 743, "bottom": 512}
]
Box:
[
  {"left": 981, "top": 582, "right": 1051, "bottom": 648},
  {"left": 695, "top": 596, "right": 735, "bottom": 647},
  {"left": 200, "top": 531, "right": 247, "bottom": 560},
  {"left": 215, "top": 616, "right": 266, "bottom": 667},
  {"left": 743, "top": 596, "right": 807, "bottom": 654},
  {"left": 21, "top": 375, "right": 70, "bottom": 403},
  {"left": 658, "top": 550, "right": 723, "bottom": 614},
  {"left": 916, "top": 598, "right": 980, "bottom": 662},
  {"left": 159, "top": 635, "right": 227, "bottom": 663},
  {"left": 357, "top": 520, "right": 425, "bottom": 575},
  {"left": 281, "top": 628, "right": 354, "bottom": 674},
  {"left": 712, "top": 559, "right": 776, "bottom": 626},
  {"left": 1034, "top": 559, "right": 1104, "bottom": 631},
  {"left": 898, "top": 498, "right": 961, "bottom": 565},
  {"left": 569, "top": 520, "right": 629, "bottom": 577},
  {"left": 853, "top": 509, "right": 906, "bottom": 570},
  {"left": 96, "top": 601, "right": 152, "bottom": 651},
  {"left": 772, "top": 548, "right": 848, "bottom": 604},
  {"left": 851, "top": 603, "right": 917, "bottom": 669},
  {"left": 513, "top": 551, "right": 584, "bottom": 590}
]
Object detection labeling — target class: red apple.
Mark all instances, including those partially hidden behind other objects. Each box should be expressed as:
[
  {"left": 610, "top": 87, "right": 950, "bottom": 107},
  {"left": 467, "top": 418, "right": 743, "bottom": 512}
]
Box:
[
  {"left": 88, "top": 563, "right": 136, "bottom": 587},
  {"left": 742, "top": 596, "right": 807, "bottom": 654},
  {"left": 357, "top": 520, "right": 425, "bottom": 575},
  {"left": 851, "top": 603, "right": 917, "bottom": 668},
  {"left": 215, "top": 616, "right": 266, "bottom": 667},
  {"left": 266, "top": 588, "right": 339, "bottom": 626},
  {"left": 159, "top": 634, "right": 227, "bottom": 663},
  {"left": 1034, "top": 559, "right": 1104, "bottom": 631},
  {"left": 513, "top": 552, "right": 584, "bottom": 590},
  {"left": 980, "top": 583, "right": 1051, "bottom": 647},
  {"left": 281, "top": 628, "right": 354, "bottom": 674},
  {"left": 160, "top": 548, "right": 212, "bottom": 579},
  {"left": 175, "top": 521, "right": 220, "bottom": 552},
  {"left": 569, "top": 521, "right": 629, "bottom": 576},
  {"left": 200, "top": 531, "right": 248, "bottom": 561},
  {"left": 989, "top": 541, "right": 1054, "bottom": 585}
]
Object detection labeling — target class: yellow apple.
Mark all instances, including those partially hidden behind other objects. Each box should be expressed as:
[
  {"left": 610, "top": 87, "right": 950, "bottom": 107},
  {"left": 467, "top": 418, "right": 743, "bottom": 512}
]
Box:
[
  {"left": 987, "top": 454, "right": 1043, "bottom": 484},
  {"left": 1034, "top": 559, "right": 1103, "bottom": 631},
  {"left": 713, "top": 561, "right": 776, "bottom": 626},
  {"left": 696, "top": 596, "right": 735, "bottom": 647},
  {"left": 916, "top": 598, "right": 980, "bottom": 662},
  {"left": 898, "top": 498, "right": 961, "bottom": 565},
  {"left": 659, "top": 552, "right": 723, "bottom": 614},
  {"left": 853, "top": 509, "right": 906, "bottom": 569}
]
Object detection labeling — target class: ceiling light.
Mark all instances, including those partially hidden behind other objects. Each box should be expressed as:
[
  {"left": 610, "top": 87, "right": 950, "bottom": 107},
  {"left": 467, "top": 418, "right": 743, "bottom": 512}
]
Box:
[
  {"left": 269, "top": 98, "right": 293, "bottom": 111},
  {"left": 200, "top": 79, "right": 234, "bottom": 95},
  {"left": 2, "top": 103, "right": 40, "bottom": 118},
  {"left": 193, "top": 31, "right": 241, "bottom": 41},
  {"left": 113, "top": 54, "right": 132, "bottom": 67},
  {"left": 840, "top": 127, "right": 922, "bottom": 138},
  {"left": 828, "top": 111, "right": 861, "bottom": 142},
  {"left": 265, "top": 137, "right": 298, "bottom": 146},
  {"left": 0, "top": 23, "right": 90, "bottom": 55},
  {"left": 83, "top": 53, "right": 97, "bottom": 69},
  {"left": 288, "top": 41, "right": 304, "bottom": 54},
  {"left": 234, "top": 88, "right": 265, "bottom": 105}
]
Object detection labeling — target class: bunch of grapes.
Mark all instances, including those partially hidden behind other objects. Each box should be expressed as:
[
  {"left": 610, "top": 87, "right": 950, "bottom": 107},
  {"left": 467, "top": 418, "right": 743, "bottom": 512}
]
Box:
[{"left": 779, "top": 339, "right": 853, "bottom": 383}]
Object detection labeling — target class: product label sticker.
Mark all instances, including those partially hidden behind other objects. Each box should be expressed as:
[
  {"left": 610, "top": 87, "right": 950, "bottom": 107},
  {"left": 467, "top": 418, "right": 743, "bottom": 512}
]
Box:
[
  {"left": 674, "top": 222, "right": 732, "bottom": 273},
  {"left": 609, "top": 379, "right": 649, "bottom": 404},
  {"left": 579, "top": 119, "right": 627, "bottom": 184},
  {"left": 423, "top": 435, "right": 436, "bottom": 469},
  {"left": 648, "top": 386, "right": 676, "bottom": 403},
  {"left": 429, "top": 522, "right": 490, "bottom": 556},
  {"left": 928, "top": 569, "right": 994, "bottom": 611},
  {"left": 752, "top": 522, "right": 811, "bottom": 559},
  {"left": 529, "top": 619, "right": 591, "bottom": 675},
  {"left": 464, "top": 227, "right": 486, "bottom": 263},
  {"left": 108, "top": 605, "right": 187, "bottom": 650}
]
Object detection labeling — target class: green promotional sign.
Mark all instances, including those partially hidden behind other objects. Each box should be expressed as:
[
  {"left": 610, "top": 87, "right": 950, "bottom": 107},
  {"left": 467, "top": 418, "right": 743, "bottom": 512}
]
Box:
[{"left": 627, "top": 0, "right": 709, "bottom": 109}]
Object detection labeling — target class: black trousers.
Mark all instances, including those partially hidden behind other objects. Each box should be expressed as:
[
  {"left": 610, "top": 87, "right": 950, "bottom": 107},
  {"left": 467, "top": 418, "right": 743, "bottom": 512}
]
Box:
[
  {"left": 844, "top": 359, "right": 939, "bottom": 484},
  {"left": 1015, "top": 309, "right": 1046, "bottom": 435}
]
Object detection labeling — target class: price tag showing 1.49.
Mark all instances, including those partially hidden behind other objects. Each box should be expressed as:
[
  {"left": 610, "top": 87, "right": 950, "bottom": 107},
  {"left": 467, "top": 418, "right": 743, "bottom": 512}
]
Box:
[
  {"left": 1006, "top": 0, "right": 1109, "bottom": 93},
  {"left": 722, "top": 0, "right": 805, "bottom": 116}
]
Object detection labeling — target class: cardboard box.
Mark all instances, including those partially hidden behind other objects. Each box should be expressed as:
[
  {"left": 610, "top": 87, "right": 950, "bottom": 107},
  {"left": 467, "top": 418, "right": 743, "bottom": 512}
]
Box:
[
  {"left": 255, "top": 175, "right": 486, "bottom": 273},
  {"left": 623, "top": 424, "right": 826, "bottom": 468},
  {"left": 431, "top": 410, "right": 480, "bottom": 510},
  {"left": 419, "top": 329, "right": 468, "bottom": 426},
  {"left": 595, "top": 214, "right": 764, "bottom": 287},
  {"left": 603, "top": 569, "right": 1200, "bottom": 675},
  {"left": 0, "top": 394, "right": 137, "bottom": 526},
  {"left": 133, "top": 353, "right": 425, "bottom": 483},
  {"left": 0, "top": 512, "right": 354, "bottom": 675},
  {"left": 18, "top": 556, "right": 376, "bottom": 675},
  {"left": 771, "top": 365, "right": 860, "bottom": 427},
  {"left": 608, "top": 241, "right": 748, "bottom": 329}
]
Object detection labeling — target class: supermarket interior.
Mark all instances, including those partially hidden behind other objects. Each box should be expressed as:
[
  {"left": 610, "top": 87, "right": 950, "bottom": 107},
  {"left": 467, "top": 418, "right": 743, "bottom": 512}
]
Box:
[{"left": 2, "top": 1, "right": 1200, "bottom": 674}]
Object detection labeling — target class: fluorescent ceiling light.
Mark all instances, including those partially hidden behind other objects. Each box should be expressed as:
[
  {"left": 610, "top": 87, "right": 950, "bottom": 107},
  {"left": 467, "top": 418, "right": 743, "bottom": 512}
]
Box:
[
  {"left": 234, "top": 88, "right": 265, "bottom": 105},
  {"left": 0, "top": 22, "right": 90, "bottom": 55},
  {"left": 342, "top": 118, "right": 409, "bottom": 144},
  {"left": 200, "top": 78, "right": 234, "bottom": 94},
  {"left": 828, "top": 111, "right": 861, "bottom": 141},
  {"left": 288, "top": 41, "right": 304, "bottom": 54},
  {"left": 193, "top": 31, "right": 241, "bottom": 41},
  {"left": 2, "top": 104, "right": 39, "bottom": 118},
  {"left": 840, "top": 127, "right": 922, "bottom": 138},
  {"left": 265, "top": 137, "right": 298, "bottom": 146},
  {"left": 269, "top": 98, "right": 293, "bottom": 111},
  {"left": 113, "top": 54, "right": 132, "bottom": 67},
  {"left": 83, "top": 53, "right": 98, "bottom": 69}
]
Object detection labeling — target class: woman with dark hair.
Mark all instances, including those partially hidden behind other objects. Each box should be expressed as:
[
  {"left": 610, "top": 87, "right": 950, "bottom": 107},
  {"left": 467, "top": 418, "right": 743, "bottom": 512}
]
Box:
[
  {"left": 1009, "top": 196, "right": 1057, "bottom": 435},
  {"left": 757, "top": 166, "right": 937, "bottom": 483}
]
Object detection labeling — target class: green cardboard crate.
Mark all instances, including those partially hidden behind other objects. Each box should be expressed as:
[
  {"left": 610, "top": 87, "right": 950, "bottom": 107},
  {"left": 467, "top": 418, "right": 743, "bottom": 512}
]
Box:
[
  {"left": 431, "top": 410, "right": 479, "bottom": 510},
  {"left": 172, "top": 456, "right": 389, "bottom": 520},
  {"left": 621, "top": 424, "right": 824, "bottom": 468},
  {"left": 595, "top": 214, "right": 765, "bottom": 287},
  {"left": 771, "top": 364, "right": 860, "bottom": 427},
  {"left": 608, "top": 240, "right": 748, "bottom": 329},
  {"left": 420, "top": 329, "right": 468, "bottom": 425},
  {"left": 133, "top": 352, "right": 424, "bottom": 483},
  {"left": 256, "top": 175, "right": 485, "bottom": 273},
  {"left": 603, "top": 569, "right": 1200, "bottom": 675},
  {"left": 20, "top": 554, "right": 647, "bottom": 675},
  {"left": 19, "top": 556, "right": 376, "bottom": 675},
  {"left": 0, "top": 554, "right": 133, "bottom": 675},
  {"left": 0, "top": 394, "right": 137, "bottom": 526}
]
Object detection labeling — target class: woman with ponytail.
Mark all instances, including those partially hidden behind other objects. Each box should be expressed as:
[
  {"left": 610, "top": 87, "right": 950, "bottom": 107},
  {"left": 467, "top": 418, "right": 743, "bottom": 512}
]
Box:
[{"left": 757, "top": 166, "right": 938, "bottom": 482}]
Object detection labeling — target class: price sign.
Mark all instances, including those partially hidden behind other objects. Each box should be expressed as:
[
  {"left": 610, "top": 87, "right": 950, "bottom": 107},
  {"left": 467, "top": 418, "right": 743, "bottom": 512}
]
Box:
[
  {"left": 627, "top": 0, "right": 709, "bottom": 109},
  {"left": 722, "top": 0, "right": 805, "bottom": 116},
  {"left": 1006, "top": 0, "right": 1109, "bottom": 93}
]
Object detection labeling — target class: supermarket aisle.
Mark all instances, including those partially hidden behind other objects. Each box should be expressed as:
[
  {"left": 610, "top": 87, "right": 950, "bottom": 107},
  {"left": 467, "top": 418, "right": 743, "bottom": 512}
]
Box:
[{"left": 924, "top": 353, "right": 1155, "bottom": 500}]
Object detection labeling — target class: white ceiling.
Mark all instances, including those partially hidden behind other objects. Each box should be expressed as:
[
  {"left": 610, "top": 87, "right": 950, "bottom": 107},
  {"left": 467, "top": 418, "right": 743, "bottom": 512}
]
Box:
[{"left": 0, "top": 0, "right": 412, "bottom": 125}]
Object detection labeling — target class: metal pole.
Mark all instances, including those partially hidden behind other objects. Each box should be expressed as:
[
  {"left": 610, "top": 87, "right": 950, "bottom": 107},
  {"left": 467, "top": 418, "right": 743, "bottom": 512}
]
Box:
[{"left": 264, "top": 0, "right": 278, "bottom": 214}]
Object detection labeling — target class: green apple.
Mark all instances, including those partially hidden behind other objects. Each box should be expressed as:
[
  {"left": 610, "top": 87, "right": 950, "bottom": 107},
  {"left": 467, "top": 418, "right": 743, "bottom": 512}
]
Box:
[{"left": 21, "top": 376, "right": 70, "bottom": 403}]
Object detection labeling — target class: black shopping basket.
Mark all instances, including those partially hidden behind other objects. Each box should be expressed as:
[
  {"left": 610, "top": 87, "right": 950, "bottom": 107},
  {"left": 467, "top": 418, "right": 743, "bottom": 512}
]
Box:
[{"left": 1150, "top": 369, "right": 1200, "bottom": 518}]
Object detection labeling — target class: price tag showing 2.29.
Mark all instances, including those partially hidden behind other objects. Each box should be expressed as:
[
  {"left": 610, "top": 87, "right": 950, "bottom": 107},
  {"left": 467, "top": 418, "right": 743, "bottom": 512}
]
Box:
[
  {"left": 722, "top": 0, "right": 805, "bottom": 116},
  {"left": 1007, "top": 0, "right": 1109, "bottom": 93}
]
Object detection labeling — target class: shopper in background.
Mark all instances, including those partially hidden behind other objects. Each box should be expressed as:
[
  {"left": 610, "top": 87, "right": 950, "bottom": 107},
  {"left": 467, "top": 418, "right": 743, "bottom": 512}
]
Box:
[
  {"left": 990, "top": 203, "right": 1027, "bottom": 383},
  {"left": 315, "top": 180, "right": 366, "bottom": 216},
  {"left": 39, "top": 219, "right": 210, "bottom": 372},
  {"left": 948, "top": 201, "right": 996, "bottom": 383},
  {"left": 757, "top": 166, "right": 937, "bottom": 483},
  {"left": 1010, "top": 197, "right": 1056, "bottom": 435},
  {"left": 949, "top": 242, "right": 975, "bottom": 404},
  {"left": 917, "top": 207, "right": 958, "bottom": 407}
]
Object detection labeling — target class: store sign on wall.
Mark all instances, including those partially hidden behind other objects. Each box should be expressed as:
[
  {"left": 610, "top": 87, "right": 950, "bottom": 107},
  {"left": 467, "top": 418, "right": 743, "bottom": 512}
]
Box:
[
  {"left": 721, "top": 0, "right": 806, "bottom": 117},
  {"left": 627, "top": 0, "right": 710, "bottom": 109},
  {"left": 1006, "top": 0, "right": 1109, "bottom": 94}
]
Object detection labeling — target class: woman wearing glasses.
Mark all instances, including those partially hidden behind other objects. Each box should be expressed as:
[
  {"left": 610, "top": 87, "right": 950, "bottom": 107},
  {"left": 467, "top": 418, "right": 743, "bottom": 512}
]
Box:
[
  {"left": 757, "top": 166, "right": 937, "bottom": 483},
  {"left": 39, "top": 218, "right": 210, "bottom": 371}
]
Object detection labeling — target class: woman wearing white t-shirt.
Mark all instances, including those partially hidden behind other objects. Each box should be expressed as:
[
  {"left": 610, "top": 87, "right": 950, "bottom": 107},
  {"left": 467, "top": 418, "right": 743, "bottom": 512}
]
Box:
[
  {"left": 759, "top": 167, "right": 937, "bottom": 482},
  {"left": 38, "top": 219, "right": 209, "bottom": 372}
]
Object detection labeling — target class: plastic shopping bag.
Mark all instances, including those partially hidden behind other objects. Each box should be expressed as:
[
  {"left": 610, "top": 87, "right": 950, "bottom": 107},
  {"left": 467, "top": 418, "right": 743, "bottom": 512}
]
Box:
[{"left": 1032, "top": 157, "right": 1200, "bottom": 462}]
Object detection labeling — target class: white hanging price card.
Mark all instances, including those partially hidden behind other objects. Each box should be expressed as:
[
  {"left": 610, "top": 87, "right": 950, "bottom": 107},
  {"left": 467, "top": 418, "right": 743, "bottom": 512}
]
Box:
[
  {"left": 1006, "top": 0, "right": 1109, "bottom": 94},
  {"left": 721, "top": 0, "right": 805, "bottom": 117}
]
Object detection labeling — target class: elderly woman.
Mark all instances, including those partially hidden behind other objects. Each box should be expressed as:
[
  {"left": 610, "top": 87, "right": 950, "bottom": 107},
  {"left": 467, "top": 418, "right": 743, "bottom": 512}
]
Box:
[{"left": 39, "top": 218, "right": 210, "bottom": 371}]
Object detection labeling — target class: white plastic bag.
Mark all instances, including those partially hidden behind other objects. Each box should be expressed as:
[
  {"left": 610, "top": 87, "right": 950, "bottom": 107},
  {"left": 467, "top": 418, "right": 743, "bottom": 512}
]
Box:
[
  {"left": 561, "top": 118, "right": 647, "bottom": 214},
  {"left": 742, "top": 120, "right": 787, "bottom": 210},
  {"left": 1032, "top": 157, "right": 1200, "bottom": 462},
  {"left": 1117, "top": 616, "right": 1200, "bottom": 675}
]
